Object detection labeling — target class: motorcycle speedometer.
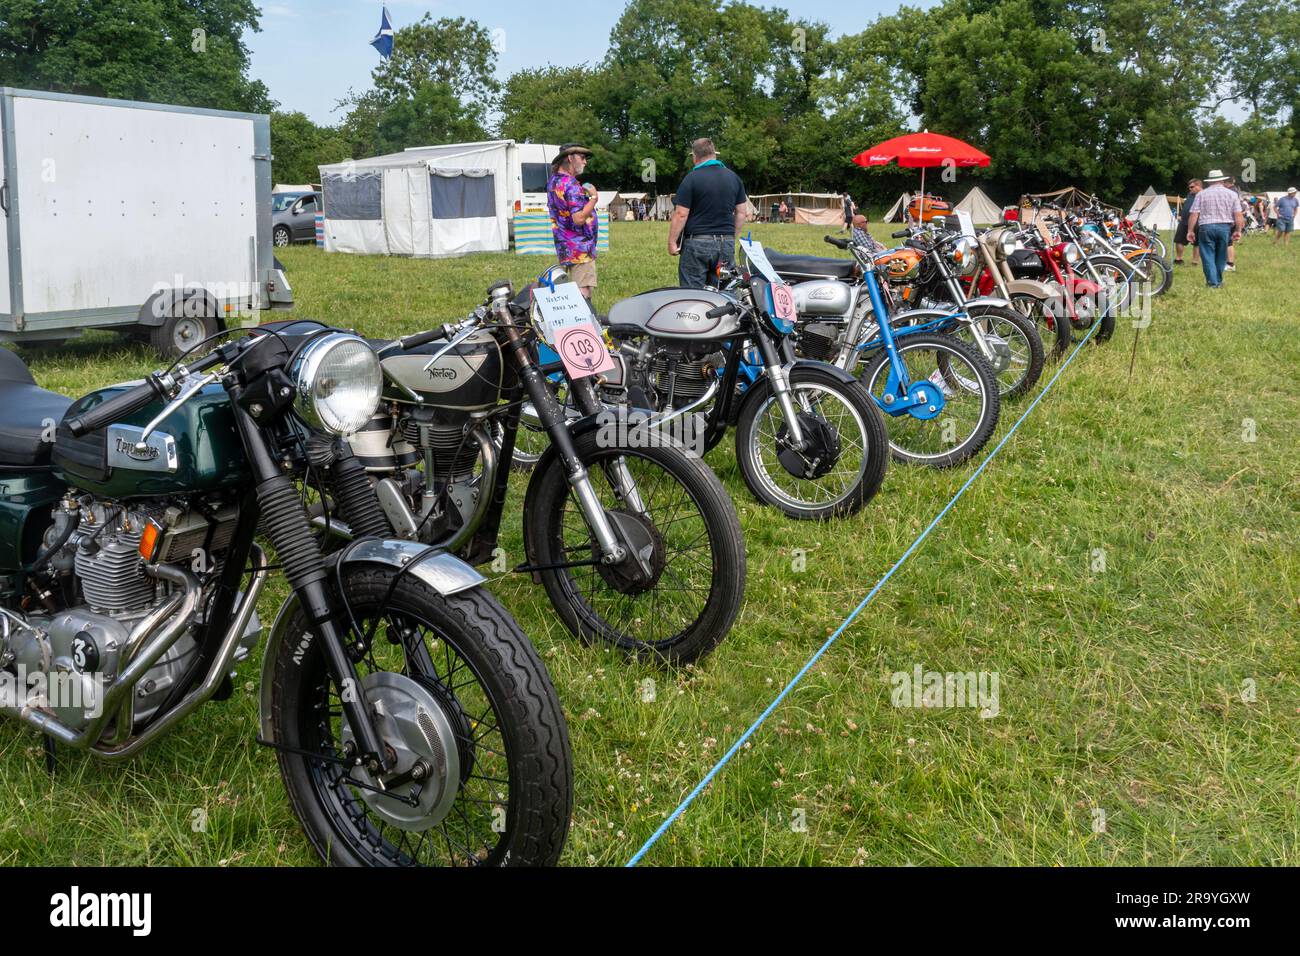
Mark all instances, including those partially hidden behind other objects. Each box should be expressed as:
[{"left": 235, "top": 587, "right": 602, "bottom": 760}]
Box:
[{"left": 291, "top": 332, "right": 382, "bottom": 436}]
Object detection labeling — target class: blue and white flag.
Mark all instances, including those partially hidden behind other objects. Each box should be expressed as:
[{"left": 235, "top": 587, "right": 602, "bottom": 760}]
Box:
[{"left": 370, "top": 6, "right": 394, "bottom": 59}]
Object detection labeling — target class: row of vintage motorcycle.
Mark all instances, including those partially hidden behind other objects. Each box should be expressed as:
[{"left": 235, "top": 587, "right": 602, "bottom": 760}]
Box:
[{"left": 0, "top": 200, "right": 1168, "bottom": 866}]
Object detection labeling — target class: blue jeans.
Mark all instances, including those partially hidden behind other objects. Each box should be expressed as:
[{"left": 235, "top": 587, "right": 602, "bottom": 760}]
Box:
[
  {"left": 1196, "top": 223, "right": 1231, "bottom": 286},
  {"left": 678, "top": 235, "right": 734, "bottom": 289}
]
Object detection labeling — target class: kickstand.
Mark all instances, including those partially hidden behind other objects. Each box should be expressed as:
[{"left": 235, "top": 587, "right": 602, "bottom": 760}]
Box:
[{"left": 42, "top": 734, "right": 57, "bottom": 776}]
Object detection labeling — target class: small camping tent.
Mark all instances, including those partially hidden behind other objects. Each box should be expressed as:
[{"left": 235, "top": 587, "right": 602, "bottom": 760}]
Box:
[
  {"left": 1128, "top": 188, "right": 1177, "bottom": 231},
  {"left": 750, "top": 192, "right": 845, "bottom": 224},
  {"left": 883, "top": 192, "right": 912, "bottom": 222},
  {"left": 955, "top": 186, "right": 1002, "bottom": 224},
  {"left": 318, "top": 142, "right": 511, "bottom": 257}
]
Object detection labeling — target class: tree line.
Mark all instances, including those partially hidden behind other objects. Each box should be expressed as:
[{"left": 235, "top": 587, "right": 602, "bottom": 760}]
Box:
[{"left": 1, "top": 0, "right": 1296, "bottom": 209}]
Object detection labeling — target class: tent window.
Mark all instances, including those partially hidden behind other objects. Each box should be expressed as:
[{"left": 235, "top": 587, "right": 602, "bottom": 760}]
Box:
[
  {"left": 430, "top": 173, "right": 496, "bottom": 219},
  {"left": 322, "top": 172, "right": 381, "bottom": 220}
]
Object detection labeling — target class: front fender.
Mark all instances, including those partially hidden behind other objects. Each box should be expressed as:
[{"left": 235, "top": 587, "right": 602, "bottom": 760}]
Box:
[
  {"left": 962, "top": 295, "right": 1012, "bottom": 311},
  {"left": 1004, "top": 278, "right": 1056, "bottom": 299},
  {"left": 258, "top": 540, "right": 486, "bottom": 738},
  {"left": 736, "top": 358, "right": 862, "bottom": 419}
]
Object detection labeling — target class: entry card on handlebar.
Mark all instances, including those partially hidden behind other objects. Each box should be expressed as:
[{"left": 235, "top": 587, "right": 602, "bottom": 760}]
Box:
[
  {"left": 533, "top": 280, "right": 594, "bottom": 344},
  {"left": 532, "top": 280, "right": 614, "bottom": 379},
  {"left": 738, "top": 238, "right": 797, "bottom": 323}
]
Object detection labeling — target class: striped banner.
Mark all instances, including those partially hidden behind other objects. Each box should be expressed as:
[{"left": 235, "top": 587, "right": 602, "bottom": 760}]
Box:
[
  {"left": 315, "top": 213, "right": 324, "bottom": 247},
  {"left": 514, "top": 212, "right": 611, "bottom": 255}
]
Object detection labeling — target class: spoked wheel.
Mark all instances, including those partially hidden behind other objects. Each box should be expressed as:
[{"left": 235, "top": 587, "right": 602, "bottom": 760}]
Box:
[
  {"left": 524, "top": 430, "right": 745, "bottom": 664},
  {"left": 1077, "top": 256, "right": 1132, "bottom": 343},
  {"left": 1128, "top": 252, "right": 1173, "bottom": 296},
  {"left": 859, "top": 332, "right": 1000, "bottom": 468},
  {"left": 955, "top": 306, "right": 1044, "bottom": 399},
  {"left": 271, "top": 567, "right": 572, "bottom": 866},
  {"left": 734, "top": 364, "right": 889, "bottom": 519},
  {"left": 1011, "top": 292, "right": 1069, "bottom": 359}
]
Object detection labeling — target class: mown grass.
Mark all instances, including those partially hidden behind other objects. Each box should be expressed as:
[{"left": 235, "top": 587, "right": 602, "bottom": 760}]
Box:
[{"left": 2, "top": 221, "right": 1297, "bottom": 866}]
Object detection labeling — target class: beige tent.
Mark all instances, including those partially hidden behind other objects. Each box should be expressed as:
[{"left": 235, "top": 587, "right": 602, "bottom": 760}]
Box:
[
  {"left": 750, "top": 192, "right": 844, "bottom": 222},
  {"left": 954, "top": 186, "right": 1002, "bottom": 224},
  {"left": 883, "top": 192, "right": 912, "bottom": 222},
  {"left": 1128, "top": 188, "right": 1177, "bottom": 231}
]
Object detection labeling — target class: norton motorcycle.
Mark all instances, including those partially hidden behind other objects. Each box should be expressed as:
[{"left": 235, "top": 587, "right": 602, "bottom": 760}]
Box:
[
  {"left": 312, "top": 281, "right": 747, "bottom": 665},
  {"left": 0, "top": 328, "right": 572, "bottom": 866},
  {"left": 594, "top": 265, "right": 891, "bottom": 521}
]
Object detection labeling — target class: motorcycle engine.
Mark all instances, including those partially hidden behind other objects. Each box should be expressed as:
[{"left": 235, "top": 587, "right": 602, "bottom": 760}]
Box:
[
  {"left": 0, "top": 495, "right": 260, "bottom": 735},
  {"left": 637, "top": 344, "right": 725, "bottom": 411},
  {"left": 797, "top": 322, "right": 843, "bottom": 363}
]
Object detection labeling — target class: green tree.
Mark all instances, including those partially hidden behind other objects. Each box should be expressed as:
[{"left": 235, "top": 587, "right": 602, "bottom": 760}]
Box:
[
  {"left": 339, "top": 14, "right": 497, "bottom": 156},
  {"left": 0, "top": 0, "right": 271, "bottom": 111},
  {"left": 269, "top": 111, "right": 351, "bottom": 184}
]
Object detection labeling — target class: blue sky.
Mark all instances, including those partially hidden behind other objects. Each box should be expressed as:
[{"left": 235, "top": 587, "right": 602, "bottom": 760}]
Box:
[{"left": 244, "top": 0, "right": 939, "bottom": 125}]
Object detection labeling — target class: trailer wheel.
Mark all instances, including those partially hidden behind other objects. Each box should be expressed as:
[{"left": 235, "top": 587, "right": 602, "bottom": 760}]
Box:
[{"left": 151, "top": 313, "right": 217, "bottom": 358}]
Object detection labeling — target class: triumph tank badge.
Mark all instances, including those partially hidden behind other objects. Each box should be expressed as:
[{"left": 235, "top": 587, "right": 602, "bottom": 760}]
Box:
[{"left": 105, "top": 425, "right": 178, "bottom": 473}]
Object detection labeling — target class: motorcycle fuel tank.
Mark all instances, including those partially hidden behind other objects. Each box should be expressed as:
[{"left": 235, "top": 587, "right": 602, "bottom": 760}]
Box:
[
  {"left": 607, "top": 289, "right": 742, "bottom": 340},
  {"left": 791, "top": 279, "right": 853, "bottom": 319},
  {"left": 381, "top": 330, "right": 504, "bottom": 410}
]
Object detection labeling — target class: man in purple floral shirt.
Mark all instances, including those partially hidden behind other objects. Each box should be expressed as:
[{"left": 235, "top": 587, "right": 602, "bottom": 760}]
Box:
[{"left": 546, "top": 143, "right": 599, "bottom": 301}]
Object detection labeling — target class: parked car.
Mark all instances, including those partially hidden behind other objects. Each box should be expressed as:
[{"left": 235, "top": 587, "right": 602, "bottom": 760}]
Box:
[{"left": 272, "top": 191, "right": 322, "bottom": 246}]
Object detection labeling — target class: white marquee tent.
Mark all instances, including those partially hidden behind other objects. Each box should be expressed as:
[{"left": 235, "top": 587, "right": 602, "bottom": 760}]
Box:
[
  {"left": 955, "top": 186, "right": 1003, "bottom": 224},
  {"left": 318, "top": 142, "right": 512, "bottom": 257}
]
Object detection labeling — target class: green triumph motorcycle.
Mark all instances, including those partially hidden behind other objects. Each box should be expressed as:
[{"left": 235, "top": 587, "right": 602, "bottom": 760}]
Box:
[{"left": 0, "top": 327, "right": 571, "bottom": 866}]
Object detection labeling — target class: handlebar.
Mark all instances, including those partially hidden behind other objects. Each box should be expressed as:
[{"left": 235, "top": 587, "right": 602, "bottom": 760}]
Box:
[
  {"left": 823, "top": 235, "right": 849, "bottom": 249},
  {"left": 66, "top": 376, "right": 166, "bottom": 437},
  {"left": 891, "top": 229, "right": 910, "bottom": 238},
  {"left": 705, "top": 301, "right": 739, "bottom": 320},
  {"left": 396, "top": 326, "right": 451, "bottom": 350}
]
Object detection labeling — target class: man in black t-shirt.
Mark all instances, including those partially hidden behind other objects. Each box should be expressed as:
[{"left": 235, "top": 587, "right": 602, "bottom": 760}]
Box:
[{"left": 668, "top": 138, "right": 749, "bottom": 288}]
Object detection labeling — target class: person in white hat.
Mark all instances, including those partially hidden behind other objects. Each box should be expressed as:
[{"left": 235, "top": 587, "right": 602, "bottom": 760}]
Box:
[
  {"left": 1273, "top": 186, "right": 1298, "bottom": 246},
  {"left": 1186, "top": 169, "right": 1245, "bottom": 288}
]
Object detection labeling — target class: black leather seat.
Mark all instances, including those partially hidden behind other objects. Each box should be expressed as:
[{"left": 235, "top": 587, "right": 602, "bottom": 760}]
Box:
[
  {"left": 764, "top": 250, "right": 857, "bottom": 279},
  {"left": 0, "top": 348, "right": 73, "bottom": 467}
]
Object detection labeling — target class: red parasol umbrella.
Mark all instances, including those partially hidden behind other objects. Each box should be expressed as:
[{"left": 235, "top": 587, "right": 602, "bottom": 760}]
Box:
[{"left": 852, "top": 130, "right": 990, "bottom": 221}]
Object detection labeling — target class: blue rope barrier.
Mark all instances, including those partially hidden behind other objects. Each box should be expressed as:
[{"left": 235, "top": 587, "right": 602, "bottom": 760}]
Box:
[{"left": 626, "top": 318, "right": 1103, "bottom": 866}]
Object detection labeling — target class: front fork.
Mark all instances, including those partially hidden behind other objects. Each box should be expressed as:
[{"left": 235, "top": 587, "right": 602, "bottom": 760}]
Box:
[
  {"left": 230, "top": 401, "right": 392, "bottom": 775},
  {"left": 757, "top": 334, "right": 807, "bottom": 449},
  {"left": 496, "top": 304, "right": 628, "bottom": 565}
]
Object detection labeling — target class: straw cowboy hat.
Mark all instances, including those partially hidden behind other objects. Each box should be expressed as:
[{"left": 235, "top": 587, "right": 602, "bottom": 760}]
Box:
[{"left": 1204, "top": 169, "right": 1230, "bottom": 183}]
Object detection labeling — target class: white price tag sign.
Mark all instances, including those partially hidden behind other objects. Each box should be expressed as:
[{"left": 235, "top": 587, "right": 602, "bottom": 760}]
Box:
[
  {"left": 955, "top": 210, "right": 976, "bottom": 237},
  {"left": 532, "top": 281, "right": 594, "bottom": 345}
]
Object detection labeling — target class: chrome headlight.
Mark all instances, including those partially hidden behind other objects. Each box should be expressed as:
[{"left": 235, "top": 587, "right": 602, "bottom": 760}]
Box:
[
  {"left": 1063, "top": 242, "right": 1083, "bottom": 265},
  {"left": 1080, "top": 231, "right": 1101, "bottom": 252},
  {"left": 292, "top": 332, "right": 382, "bottom": 436},
  {"left": 998, "top": 230, "right": 1020, "bottom": 257},
  {"left": 951, "top": 236, "right": 979, "bottom": 276}
]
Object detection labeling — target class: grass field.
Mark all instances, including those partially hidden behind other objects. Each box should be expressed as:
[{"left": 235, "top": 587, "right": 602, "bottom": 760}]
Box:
[{"left": 2, "top": 221, "right": 1298, "bottom": 866}]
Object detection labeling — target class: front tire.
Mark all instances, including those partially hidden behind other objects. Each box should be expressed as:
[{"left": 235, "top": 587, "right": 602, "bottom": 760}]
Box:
[
  {"left": 734, "top": 364, "right": 889, "bottom": 519},
  {"left": 859, "top": 333, "right": 1001, "bottom": 468},
  {"left": 273, "top": 225, "right": 292, "bottom": 247},
  {"left": 524, "top": 429, "right": 745, "bottom": 665},
  {"left": 270, "top": 567, "right": 572, "bottom": 866},
  {"left": 958, "top": 305, "right": 1044, "bottom": 399}
]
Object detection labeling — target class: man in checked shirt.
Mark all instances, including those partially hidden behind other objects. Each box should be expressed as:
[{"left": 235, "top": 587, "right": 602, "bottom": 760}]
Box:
[{"left": 1186, "top": 169, "right": 1245, "bottom": 288}]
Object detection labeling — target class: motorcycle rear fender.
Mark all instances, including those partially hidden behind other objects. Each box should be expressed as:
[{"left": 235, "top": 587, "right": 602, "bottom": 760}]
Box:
[{"left": 258, "top": 540, "right": 486, "bottom": 737}]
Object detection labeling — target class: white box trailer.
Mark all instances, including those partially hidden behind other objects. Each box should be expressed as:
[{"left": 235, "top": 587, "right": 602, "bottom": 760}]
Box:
[{"left": 0, "top": 87, "right": 292, "bottom": 356}]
